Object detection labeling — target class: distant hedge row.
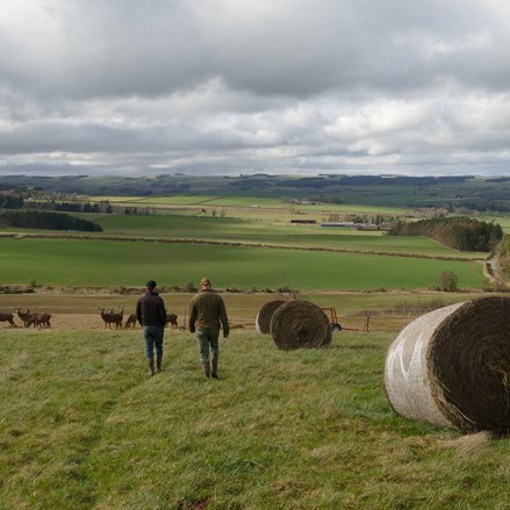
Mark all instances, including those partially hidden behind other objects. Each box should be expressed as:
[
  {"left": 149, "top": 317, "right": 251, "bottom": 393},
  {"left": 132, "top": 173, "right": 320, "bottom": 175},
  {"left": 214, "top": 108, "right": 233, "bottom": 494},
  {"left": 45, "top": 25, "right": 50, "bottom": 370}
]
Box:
[
  {"left": 0, "top": 211, "right": 103, "bottom": 232},
  {"left": 388, "top": 216, "right": 503, "bottom": 252}
]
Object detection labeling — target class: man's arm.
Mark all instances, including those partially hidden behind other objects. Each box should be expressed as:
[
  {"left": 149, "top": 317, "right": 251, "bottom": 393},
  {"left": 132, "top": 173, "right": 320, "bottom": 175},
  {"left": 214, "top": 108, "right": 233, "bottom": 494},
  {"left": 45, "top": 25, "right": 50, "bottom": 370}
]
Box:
[
  {"left": 188, "top": 302, "right": 197, "bottom": 333},
  {"left": 158, "top": 298, "right": 167, "bottom": 326},
  {"left": 220, "top": 300, "right": 229, "bottom": 338},
  {"left": 135, "top": 299, "right": 143, "bottom": 326}
]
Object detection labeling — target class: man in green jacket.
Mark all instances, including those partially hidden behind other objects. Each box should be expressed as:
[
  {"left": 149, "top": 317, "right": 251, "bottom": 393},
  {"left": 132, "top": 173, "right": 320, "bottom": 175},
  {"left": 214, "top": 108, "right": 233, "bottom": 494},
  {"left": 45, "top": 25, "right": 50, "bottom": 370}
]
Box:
[{"left": 188, "top": 277, "right": 229, "bottom": 379}]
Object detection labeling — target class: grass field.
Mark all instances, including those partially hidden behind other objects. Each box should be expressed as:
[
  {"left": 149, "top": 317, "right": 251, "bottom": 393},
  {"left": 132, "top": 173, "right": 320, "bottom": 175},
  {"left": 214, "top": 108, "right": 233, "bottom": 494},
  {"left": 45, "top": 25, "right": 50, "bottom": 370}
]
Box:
[
  {"left": 90, "top": 194, "right": 409, "bottom": 215},
  {"left": 1, "top": 186, "right": 508, "bottom": 509},
  {"left": 2, "top": 326, "right": 510, "bottom": 509},
  {"left": 85, "top": 214, "right": 484, "bottom": 259},
  {"left": 0, "top": 237, "right": 484, "bottom": 290}
]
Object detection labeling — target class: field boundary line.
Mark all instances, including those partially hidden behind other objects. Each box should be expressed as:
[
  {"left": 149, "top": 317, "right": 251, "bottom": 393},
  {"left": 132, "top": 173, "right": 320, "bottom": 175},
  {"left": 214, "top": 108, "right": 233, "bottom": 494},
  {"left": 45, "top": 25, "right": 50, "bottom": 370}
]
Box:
[{"left": 0, "top": 232, "right": 486, "bottom": 262}]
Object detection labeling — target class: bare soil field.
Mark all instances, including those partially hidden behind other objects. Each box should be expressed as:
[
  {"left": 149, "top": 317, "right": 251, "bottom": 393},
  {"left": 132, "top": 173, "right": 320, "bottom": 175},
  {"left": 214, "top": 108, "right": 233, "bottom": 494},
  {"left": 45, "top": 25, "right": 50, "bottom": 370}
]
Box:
[
  {"left": 0, "top": 287, "right": 439, "bottom": 333},
  {"left": 0, "top": 312, "right": 406, "bottom": 333}
]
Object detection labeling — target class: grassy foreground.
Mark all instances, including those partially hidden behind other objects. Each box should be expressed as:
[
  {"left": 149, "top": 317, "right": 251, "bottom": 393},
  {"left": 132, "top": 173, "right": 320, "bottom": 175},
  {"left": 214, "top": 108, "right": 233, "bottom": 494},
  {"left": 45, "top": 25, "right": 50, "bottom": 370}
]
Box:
[{"left": 2, "top": 327, "right": 510, "bottom": 509}]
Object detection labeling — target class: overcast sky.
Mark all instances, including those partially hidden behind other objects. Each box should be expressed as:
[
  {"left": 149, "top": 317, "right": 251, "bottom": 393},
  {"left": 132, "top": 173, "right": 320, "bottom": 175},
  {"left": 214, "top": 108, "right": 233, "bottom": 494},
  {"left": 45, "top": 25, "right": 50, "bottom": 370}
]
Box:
[{"left": 1, "top": 0, "right": 509, "bottom": 177}]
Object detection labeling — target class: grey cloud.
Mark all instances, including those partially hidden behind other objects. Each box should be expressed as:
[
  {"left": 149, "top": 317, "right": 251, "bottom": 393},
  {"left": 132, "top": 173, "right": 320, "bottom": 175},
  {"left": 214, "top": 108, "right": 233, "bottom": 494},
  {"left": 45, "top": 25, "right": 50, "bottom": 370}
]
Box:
[
  {"left": 0, "top": 0, "right": 509, "bottom": 177},
  {"left": 2, "top": 0, "right": 508, "bottom": 99}
]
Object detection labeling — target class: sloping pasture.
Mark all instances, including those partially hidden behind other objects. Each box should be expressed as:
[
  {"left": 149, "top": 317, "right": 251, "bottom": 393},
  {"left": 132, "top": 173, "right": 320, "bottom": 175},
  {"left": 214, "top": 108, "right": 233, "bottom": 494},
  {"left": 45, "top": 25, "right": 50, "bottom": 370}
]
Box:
[
  {"left": 0, "top": 237, "right": 483, "bottom": 290},
  {"left": 91, "top": 214, "right": 485, "bottom": 258},
  {"left": 1, "top": 327, "right": 509, "bottom": 509},
  {"left": 89, "top": 195, "right": 413, "bottom": 220}
]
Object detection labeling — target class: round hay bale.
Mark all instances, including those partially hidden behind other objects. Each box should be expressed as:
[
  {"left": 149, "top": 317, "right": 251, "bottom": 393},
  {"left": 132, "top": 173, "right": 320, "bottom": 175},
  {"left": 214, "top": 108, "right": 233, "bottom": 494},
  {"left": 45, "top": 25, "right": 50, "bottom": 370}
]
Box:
[
  {"left": 384, "top": 296, "right": 510, "bottom": 433},
  {"left": 270, "top": 300, "right": 332, "bottom": 350},
  {"left": 255, "top": 300, "right": 286, "bottom": 334}
]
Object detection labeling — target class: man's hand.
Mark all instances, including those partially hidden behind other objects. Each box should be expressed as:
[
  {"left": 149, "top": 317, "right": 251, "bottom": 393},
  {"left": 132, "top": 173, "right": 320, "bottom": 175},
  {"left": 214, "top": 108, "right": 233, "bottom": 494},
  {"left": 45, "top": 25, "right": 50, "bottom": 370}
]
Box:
[{"left": 223, "top": 331, "right": 229, "bottom": 339}]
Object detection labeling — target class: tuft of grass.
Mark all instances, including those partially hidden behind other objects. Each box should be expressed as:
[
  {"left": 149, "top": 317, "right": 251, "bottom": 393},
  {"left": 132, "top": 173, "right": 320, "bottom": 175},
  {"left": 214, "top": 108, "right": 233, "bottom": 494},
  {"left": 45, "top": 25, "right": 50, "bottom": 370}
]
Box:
[{"left": 2, "top": 328, "right": 510, "bottom": 509}]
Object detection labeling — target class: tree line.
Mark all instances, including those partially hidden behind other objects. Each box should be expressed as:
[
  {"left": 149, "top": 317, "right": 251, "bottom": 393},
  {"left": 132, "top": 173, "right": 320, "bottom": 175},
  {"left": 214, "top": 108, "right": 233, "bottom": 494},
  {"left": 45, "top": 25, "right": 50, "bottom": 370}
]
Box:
[
  {"left": 388, "top": 216, "right": 503, "bottom": 252},
  {"left": 0, "top": 211, "right": 103, "bottom": 232},
  {"left": 0, "top": 194, "right": 114, "bottom": 213}
]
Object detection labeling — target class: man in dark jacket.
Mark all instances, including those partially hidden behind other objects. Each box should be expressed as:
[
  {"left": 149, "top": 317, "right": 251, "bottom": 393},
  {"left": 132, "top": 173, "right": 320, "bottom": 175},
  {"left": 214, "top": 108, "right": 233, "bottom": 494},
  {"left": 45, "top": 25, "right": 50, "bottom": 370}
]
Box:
[
  {"left": 136, "top": 280, "right": 167, "bottom": 375},
  {"left": 188, "top": 277, "right": 229, "bottom": 379}
]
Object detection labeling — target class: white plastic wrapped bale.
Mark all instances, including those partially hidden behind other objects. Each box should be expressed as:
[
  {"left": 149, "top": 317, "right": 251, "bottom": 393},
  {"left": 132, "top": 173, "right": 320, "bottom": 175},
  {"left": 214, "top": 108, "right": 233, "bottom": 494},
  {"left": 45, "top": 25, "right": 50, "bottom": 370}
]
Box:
[{"left": 384, "top": 297, "right": 510, "bottom": 433}]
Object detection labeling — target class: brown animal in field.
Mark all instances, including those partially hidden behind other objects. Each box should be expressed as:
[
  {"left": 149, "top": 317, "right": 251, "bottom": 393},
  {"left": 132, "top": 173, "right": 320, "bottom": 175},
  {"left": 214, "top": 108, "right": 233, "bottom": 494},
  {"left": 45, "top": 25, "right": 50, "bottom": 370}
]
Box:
[
  {"left": 15, "top": 307, "right": 33, "bottom": 327},
  {"left": 165, "top": 313, "right": 178, "bottom": 328},
  {"left": 99, "top": 307, "right": 124, "bottom": 329},
  {"left": 0, "top": 312, "right": 17, "bottom": 327},
  {"left": 125, "top": 313, "right": 138, "bottom": 328},
  {"left": 24, "top": 314, "right": 45, "bottom": 329},
  {"left": 35, "top": 311, "right": 51, "bottom": 328},
  {"left": 15, "top": 308, "right": 51, "bottom": 328}
]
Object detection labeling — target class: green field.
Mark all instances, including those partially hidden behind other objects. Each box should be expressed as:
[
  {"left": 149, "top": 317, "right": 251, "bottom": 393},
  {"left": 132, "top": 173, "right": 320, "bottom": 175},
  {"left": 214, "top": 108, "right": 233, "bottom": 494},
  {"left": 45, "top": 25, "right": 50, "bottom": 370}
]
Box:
[
  {"left": 91, "top": 194, "right": 407, "bottom": 212},
  {"left": 0, "top": 194, "right": 494, "bottom": 292},
  {"left": 0, "top": 237, "right": 484, "bottom": 290},
  {"left": 87, "top": 195, "right": 414, "bottom": 223},
  {"left": 59, "top": 213, "right": 483, "bottom": 259},
  {"left": 2, "top": 327, "right": 509, "bottom": 509}
]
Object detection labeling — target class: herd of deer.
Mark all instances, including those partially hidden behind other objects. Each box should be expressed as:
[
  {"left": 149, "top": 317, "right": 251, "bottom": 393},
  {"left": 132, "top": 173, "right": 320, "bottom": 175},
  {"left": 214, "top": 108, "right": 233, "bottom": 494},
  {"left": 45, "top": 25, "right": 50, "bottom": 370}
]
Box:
[
  {"left": 99, "top": 307, "right": 179, "bottom": 329},
  {"left": 0, "top": 308, "right": 178, "bottom": 329},
  {"left": 0, "top": 308, "right": 53, "bottom": 329}
]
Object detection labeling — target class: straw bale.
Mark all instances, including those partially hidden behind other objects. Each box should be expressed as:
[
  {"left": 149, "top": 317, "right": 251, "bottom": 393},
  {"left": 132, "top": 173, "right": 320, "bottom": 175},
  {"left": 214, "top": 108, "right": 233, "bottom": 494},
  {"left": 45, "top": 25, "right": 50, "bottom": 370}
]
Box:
[
  {"left": 270, "top": 300, "right": 332, "bottom": 350},
  {"left": 255, "top": 300, "right": 286, "bottom": 334},
  {"left": 384, "top": 296, "right": 510, "bottom": 433}
]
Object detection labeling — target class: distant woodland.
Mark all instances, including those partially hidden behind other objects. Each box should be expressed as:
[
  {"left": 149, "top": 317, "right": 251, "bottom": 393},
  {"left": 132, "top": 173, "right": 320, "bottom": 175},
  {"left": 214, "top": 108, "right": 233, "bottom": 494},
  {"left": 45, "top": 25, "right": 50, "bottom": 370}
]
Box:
[
  {"left": 0, "top": 211, "right": 103, "bottom": 232},
  {"left": 388, "top": 217, "right": 503, "bottom": 252},
  {"left": 2, "top": 174, "right": 510, "bottom": 212}
]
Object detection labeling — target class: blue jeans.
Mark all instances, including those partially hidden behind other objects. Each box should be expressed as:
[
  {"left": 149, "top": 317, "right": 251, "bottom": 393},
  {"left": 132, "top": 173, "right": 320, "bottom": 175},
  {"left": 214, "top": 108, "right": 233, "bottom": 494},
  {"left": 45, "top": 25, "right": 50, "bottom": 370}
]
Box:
[
  {"left": 196, "top": 329, "right": 219, "bottom": 363},
  {"left": 143, "top": 325, "right": 164, "bottom": 359}
]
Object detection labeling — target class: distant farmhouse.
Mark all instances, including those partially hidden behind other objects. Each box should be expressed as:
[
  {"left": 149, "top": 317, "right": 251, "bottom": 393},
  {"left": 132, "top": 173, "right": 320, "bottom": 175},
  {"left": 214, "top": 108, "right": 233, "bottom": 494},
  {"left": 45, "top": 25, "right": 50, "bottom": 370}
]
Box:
[{"left": 291, "top": 219, "right": 317, "bottom": 224}]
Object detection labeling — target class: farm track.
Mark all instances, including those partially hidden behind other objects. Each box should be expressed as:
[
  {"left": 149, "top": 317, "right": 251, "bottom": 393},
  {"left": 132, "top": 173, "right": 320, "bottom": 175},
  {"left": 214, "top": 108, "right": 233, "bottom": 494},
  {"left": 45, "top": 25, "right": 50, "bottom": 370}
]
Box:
[{"left": 0, "top": 231, "right": 485, "bottom": 262}]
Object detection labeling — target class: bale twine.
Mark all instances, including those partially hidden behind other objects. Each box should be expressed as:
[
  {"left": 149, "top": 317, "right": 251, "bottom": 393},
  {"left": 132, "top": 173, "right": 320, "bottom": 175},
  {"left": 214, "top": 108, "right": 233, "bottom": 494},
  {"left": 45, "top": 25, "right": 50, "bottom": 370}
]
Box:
[
  {"left": 270, "top": 300, "right": 332, "bottom": 350},
  {"left": 384, "top": 296, "right": 510, "bottom": 433},
  {"left": 255, "top": 300, "right": 286, "bottom": 334}
]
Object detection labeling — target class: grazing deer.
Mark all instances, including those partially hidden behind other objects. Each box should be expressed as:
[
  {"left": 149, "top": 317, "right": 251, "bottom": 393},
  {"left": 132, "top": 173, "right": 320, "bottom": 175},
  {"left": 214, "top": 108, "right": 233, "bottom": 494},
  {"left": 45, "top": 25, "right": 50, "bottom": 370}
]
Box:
[
  {"left": 165, "top": 313, "right": 178, "bottom": 327},
  {"left": 0, "top": 312, "right": 17, "bottom": 327},
  {"left": 125, "top": 313, "right": 138, "bottom": 328}
]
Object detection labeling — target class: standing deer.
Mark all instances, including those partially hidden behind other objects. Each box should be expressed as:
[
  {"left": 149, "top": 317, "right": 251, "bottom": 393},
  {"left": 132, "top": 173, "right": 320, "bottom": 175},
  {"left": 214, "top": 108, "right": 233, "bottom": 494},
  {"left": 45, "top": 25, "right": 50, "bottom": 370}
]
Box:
[
  {"left": 15, "top": 308, "right": 51, "bottom": 328},
  {"left": 99, "top": 307, "right": 124, "bottom": 329}
]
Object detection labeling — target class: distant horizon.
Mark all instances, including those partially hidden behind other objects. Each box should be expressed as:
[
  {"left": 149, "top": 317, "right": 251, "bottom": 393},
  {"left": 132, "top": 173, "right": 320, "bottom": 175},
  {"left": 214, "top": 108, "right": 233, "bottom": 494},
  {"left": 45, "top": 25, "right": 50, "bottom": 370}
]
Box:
[{"left": 0, "top": 170, "right": 508, "bottom": 180}]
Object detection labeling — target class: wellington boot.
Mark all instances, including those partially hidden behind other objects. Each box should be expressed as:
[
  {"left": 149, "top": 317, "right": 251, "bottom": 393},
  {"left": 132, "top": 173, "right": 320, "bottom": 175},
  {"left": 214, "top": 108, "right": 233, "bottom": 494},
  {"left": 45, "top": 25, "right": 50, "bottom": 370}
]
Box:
[
  {"left": 156, "top": 355, "right": 163, "bottom": 373},
  {"left": 147, "top": 357, "right": 155, "bottom": 376},
  {"left": 201, "top": 362, "right": 211, "bottom": 378},
  {"left": 211, "top": 353, "right": 219, "bottom": 379}
]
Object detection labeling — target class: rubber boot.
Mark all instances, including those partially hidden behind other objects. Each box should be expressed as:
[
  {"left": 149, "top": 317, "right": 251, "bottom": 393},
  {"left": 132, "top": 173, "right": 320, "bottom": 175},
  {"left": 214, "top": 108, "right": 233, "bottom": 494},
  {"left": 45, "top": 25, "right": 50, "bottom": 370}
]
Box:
[
  {"left": 201, "top": 362, "right": 211, "bottom": 378},
  {"left": 211, "top": 353, "right": 219, "bottom": 379},
  {"left": 147, "top": 357, "right": 155, "bottom": 376},
  {"left": 156, "top": 354, "right": 163, "bottom": 373}
]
